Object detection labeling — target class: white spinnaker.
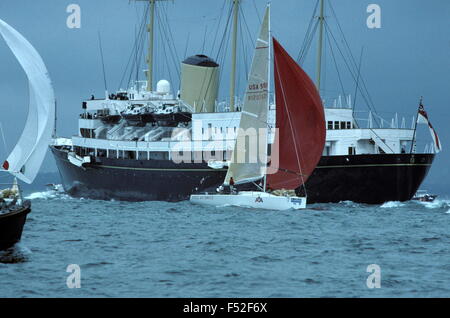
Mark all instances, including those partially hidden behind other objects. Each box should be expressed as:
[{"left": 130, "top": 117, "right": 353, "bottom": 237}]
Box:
[
  {"left": 224, "top": 7, "right": 270, "bottom": 185},
  {"left": 0, "top": 19, "right": 55, "bottom": 184}
]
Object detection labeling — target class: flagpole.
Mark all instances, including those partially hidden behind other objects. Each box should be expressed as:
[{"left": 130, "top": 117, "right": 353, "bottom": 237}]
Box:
[{"left": 409, "top": 96, "right": 423, "bottom": 154}]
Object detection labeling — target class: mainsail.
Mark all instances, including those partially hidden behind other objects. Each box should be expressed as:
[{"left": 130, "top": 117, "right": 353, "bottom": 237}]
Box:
[
  {"left": 224, "top": 7, "right": 270, "bottom": 185},
  {"left": 266, "top": 38, "right": 326, "bottom": 190},
  {"left": 0, "top": 19, "right": 55, "bottom": 184}
]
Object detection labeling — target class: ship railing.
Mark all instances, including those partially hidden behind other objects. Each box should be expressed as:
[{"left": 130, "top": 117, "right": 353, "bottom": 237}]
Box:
[
  {"left": 352, "top": 111, "right": 414, "bottom": 130},
  {"left": 71, "top": 135, "right": 238, "bottom": 153}
]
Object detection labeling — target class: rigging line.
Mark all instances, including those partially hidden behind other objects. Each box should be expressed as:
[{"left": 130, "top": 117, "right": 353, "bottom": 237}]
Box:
[
  {"left": 123, "top": 9, "right": 148, "bottom": 90},
  {"left": 324, "top": 23, "right": 346, "bottom": 100},
  {"left": 135, "top": 7, "right": 149, "bottom": 86},
  {"left": 252, "top": 0, "right": 262, "bottom": 24},
  {"left": 210, "top": 0, "right": 228, "bottom": 57},
  {"left": 133, "top": 17, "right": 147, "bottom": 88},
  {"left": 97, "top": 32, "right": 108, "bottom": 93},
  {"left": 298, "top": 20, "right": 319, "bottom": 66},
  {"left": 183, "top": 32, "right": 190, "bottom": 58},
  {"left": 353, "top": 46, "right": 364, "bottom": 124},
  {"left": 158, "top": 16, "right": 174, "bottom": 92},
  {"left": 214, "top": 1, "right": 233, "bottom": 61},
  {"left": 119, "top": 1, "right": 149, "bottom": 90},
  {"left": 135, "top": 26, "right": 139, "bottom": 85},
  {"left": 240, "top": 5, "right": 256, "bottom": 48},
  {"left": 160, "top": 3, "right": 181, "bottom": 75},
  {"left": 214, "top": 3, "right": 233, "bottom": 108},
  {"left": 323, "top": 20, "right": 378, "bottom": 122},
  {"left": 201, "top": 26, "right": 208, "bottom": 53},
  {"left": 328, "top": 1, "right": 378, "bottom": 115},
  {"left": 297, "top": 0, "right": 320, "bottom": 62},
  {"left": 323, "top": 26, "right": 393, "bottom": 152},
  {"left": 327, "top": 1, "right": 360, "bottom": 78},
  {"left": 156, "top": 6, "right": 181, "bottom": 82}
]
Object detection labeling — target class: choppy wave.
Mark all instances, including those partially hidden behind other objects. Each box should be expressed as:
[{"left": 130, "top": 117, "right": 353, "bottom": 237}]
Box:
[
  {"left": 25, "top": 185, "right": 70, "bottom": 200},
  {"left": 380, "top": 201, "right": 405, "bottom": 208},
  {"left": 415, "top": 199, "right": 450, "bottom": 209}
]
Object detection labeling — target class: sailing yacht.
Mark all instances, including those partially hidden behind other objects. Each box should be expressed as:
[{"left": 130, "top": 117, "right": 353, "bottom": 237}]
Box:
[
  {"left": 191, "top": 7, "right": 325, "bottom": 210},
  {"left": 0, "top": 18, "right": 55, "bottom": 250}
]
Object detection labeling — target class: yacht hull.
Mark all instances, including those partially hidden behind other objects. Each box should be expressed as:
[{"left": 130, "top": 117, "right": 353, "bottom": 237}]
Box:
[
  {"left": 190, "top": 192, "right": 307, "bottom": 210},
  {"left": 0, "top": 202, "right": 31, "bottom": 251},
  {"left": 51, "top": 146, "right": 434, "bottom": 204}
]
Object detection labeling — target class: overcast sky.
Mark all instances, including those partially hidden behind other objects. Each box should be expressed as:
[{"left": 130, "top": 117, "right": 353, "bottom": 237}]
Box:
[{"left": 0, "top": 0, "right": 448, "bottom": 191}]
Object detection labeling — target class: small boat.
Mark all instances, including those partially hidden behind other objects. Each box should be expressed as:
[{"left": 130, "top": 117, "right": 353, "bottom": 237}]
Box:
[
  {"left": 190, "top": 7, "right": 326, "bottom": 210},
  {"left": 412, "top": 190, "right": 437, "bottom": 202},
  {"left": 0, "top": 19, "right": 56, "bottom": 249},
  {"left": 121, "top": 105, "right": 156, "bottom": 127},
  {"left": 153, "top": 111, "right": 192, "bottom": 127},
  {"left": 0, "top": 184, "right": 31, "bottom": 250},
  {"left": 99, "top": 114, "right": 122, "bottom": 125}
]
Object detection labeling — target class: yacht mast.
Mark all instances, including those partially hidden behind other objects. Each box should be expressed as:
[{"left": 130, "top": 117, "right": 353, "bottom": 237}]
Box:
[
  {"left": 230, "top": 0, "right": 240, "bottom": 112},
  {"left": 263, "top": 4, "right": 271, "bottom": 193},
  {"left": 316, "top": 0, "right": 325, "bottom": 91}
]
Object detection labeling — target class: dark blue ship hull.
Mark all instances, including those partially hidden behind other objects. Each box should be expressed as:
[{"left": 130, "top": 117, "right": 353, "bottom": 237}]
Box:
[
  {"left": 0, "top": 201, "right": 31, "bottom": 251},
  {"left": 297, "top": 153, "right": 435, "bottom": 204},
  {"left": 51, "top": 146, "right": 434, "bottom": 204},
  {"left": 51, "top": 146, "right": 226, "bottom": 202}
]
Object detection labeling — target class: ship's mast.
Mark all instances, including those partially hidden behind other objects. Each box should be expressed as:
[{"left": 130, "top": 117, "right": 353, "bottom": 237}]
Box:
[
  {"left": 147, "top": 0, "right": 156, "bottom": 91},
  {"left": 316, "top": 0, "right": 325, "bottom": 91},
  {"left": 230, "top": 0, "right": 240, "bottom": 112},
  {"left": 134, "top": 0, "right": 157, "bottom": 92}
]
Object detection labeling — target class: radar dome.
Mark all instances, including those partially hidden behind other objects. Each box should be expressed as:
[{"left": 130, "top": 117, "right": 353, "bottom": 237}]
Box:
[{"left": 156, "top": 80, "right": 171, "bottom": 95}]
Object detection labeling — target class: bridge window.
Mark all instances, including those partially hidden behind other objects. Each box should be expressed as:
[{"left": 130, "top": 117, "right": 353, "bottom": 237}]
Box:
[
  {"left": 340, "top": 121, "right": 346, "bottom": 129},
  {"left": 327, "top": 121, "right": 333, "bottom": 130},
  {"left": 334, "top": 121, "right": 340, "bottom": 130},
  {"left": 347, "top": 122, "right": 352, "bottom": 129}
]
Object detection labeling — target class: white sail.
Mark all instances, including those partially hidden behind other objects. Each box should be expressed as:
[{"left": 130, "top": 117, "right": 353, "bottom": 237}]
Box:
[
  {"left": 225, "top": 6, "right": 270, "bottom": 185},
  {"left": 0, "top": 19, "right": 55, "bottom": 184}
]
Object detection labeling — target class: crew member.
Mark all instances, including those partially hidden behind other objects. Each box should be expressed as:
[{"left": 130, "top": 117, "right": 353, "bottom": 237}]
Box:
[{"left": 229, "top": 177, "right": 235, "bottom": 194}]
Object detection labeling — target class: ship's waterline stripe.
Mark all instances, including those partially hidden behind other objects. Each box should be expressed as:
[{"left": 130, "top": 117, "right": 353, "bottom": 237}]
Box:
[
  {"left": 99, "top": 165, "right": 227, "bottom": 172},
  {"left": 97, "top": 163, "right": 430, "bottom": 171}
]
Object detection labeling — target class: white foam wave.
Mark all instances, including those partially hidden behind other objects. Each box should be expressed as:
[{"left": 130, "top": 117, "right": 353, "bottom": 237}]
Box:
[
  {"left": 25, "top": 187, "right": 70, "bottom": 200},
  {"left": 380, "top": 201, "right": 405, "bottom": 208},
  {"left": 416, "top": 199, "right": 450, "bottom": 209}
]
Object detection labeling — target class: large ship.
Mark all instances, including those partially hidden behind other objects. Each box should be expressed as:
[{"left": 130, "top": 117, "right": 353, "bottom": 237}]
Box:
[{"left": 51, "top": 0, "right": 439, "bottom": 204}]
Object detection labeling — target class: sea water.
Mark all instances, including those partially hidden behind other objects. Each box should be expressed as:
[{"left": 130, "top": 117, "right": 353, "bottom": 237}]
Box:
[{"left": 0, "top": 188, "right": 449, "bottom": 297}]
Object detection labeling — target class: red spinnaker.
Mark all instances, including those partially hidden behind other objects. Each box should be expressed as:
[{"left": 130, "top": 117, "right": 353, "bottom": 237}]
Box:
[{"left": 266, "top": 38, "right": 326, "bottom": 190}]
